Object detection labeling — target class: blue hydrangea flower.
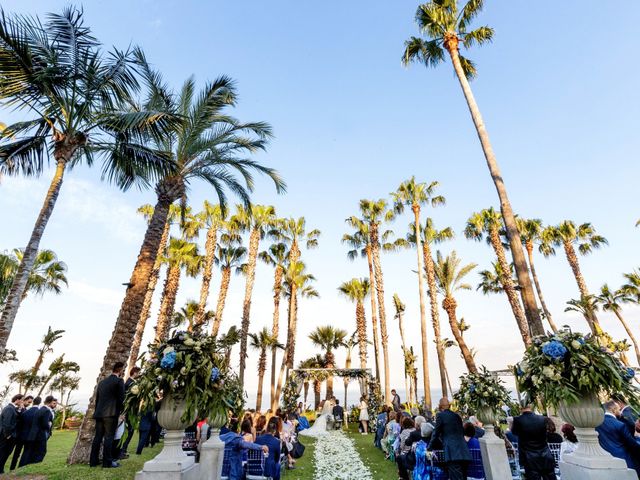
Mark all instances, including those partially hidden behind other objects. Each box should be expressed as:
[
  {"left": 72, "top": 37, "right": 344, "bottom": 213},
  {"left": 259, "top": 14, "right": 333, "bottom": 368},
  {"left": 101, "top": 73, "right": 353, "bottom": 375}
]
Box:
[
  {"left": 577, "top": 337, "right": 585, "bottom": 345},
  {"left": 160, "top": 351, "right": 177, "bottom": 369},
  {"left": 516, "top": 366, "right": 524, "bottom": 377},
  {"left": 469, "top": 384, "right": 476, "bottom": 393},
  {"left": 210, "top": 367, "right": 220, "bottom": 382},
  {"left": 542, "top": 340, "right": 568, "bottom": 360},
  {"left": 624, "top": 367, "right": 635, "bottom": 380}
]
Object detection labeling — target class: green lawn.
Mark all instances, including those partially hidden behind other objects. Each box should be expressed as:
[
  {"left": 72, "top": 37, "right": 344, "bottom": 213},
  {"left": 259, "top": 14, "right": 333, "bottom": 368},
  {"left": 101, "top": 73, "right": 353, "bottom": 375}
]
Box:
[
  {"left": 288, "top": 434, "right": 317, "bottom": 480},
  {"left": 345, "top": 426, "right": 398, "bottom": 480},
  {"left": 7, "top": 430, "right": 162, "bottom": 480}
]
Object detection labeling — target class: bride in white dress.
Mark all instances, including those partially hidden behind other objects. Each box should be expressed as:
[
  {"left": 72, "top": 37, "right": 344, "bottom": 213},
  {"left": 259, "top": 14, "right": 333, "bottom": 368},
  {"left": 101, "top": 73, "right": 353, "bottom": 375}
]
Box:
[{"left": 300, "top": 397, "right": 334, "bottom": 437}]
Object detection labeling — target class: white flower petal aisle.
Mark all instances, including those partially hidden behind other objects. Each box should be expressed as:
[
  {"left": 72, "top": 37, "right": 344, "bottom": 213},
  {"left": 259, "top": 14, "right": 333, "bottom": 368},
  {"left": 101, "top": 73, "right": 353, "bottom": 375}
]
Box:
[{"left": 312, "top": 431, "right": 374, "bottom": 480}]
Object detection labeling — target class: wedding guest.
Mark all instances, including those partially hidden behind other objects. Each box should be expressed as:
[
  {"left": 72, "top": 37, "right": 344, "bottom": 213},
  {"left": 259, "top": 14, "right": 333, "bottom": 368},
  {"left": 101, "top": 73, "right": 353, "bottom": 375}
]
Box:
[
  {"left": 428, "top": 398, "right": 471, "bottom": 480},
  {"left": 24, "top": 395, "right": 56, "bottom": 465},
  {"left": 410, "top": 406, "right": 420, "bottom": 419},
  {"left": 560, "top": 423, "right": 578, "bottom": 458},
  {"left": 8, "top": 395, "right": 31, "bottom": 471},
  {"left": 505, "top": 416, "right": 518, "bottom": 445},
  {"left": 391, "top": 389, "right": 401, "bottom": 412},
  {"left": 119, "top": 366, "right": 141, "bottom": 458},
  {"left": 545, "top": 417, "right": 563, "bottom": 444},
  {"left": 374, "top": 406, "right": 388, "bottom": 448},
  {"left": 382, "top": 411, "right": 400, "bottom": 459},
  {"left": 463, "top": 422, "right": 485, "bottom": 480},
  {"left": 12, "top": 396, "right": 38, "bottom": 469},
  {"left": 396, "top": 416, "right": 415, "bottom": 480},
  {"left": 512, "top": 402, "right": 556, "bottom": 480},
  {"left": 220, "top": 421, "right": 269, "bottom": 480},
  {"left": 404, "top": 415, "right": 427, "bottom": 447},
  {"left": 468, "top": 415, "right": 485, "bottom": 439},
  {"left": 359, "top": 396, "right": 369, "bottom": 434},
  {"left": 332, "top": 399, "right": 344, "bottom": 423},
  {"left": 241, "top": 418, "right": 254, "bottom": 443},
  {"left": 616, "top": 396, "right": 639, "bottom": 436},
  {"left": 255, "top": 415, "right": 267, "bottom": 436},
  {"left": 0, "top": 394, "right": 24, "bottom": 474},
  {"left": 596, "top": 400, "right": 640, "bottom": 475},
  {"left": 90, "top": 361, "right": 125, "bottom": 468},
  {"left": 135, "top": 408, "right": 154, "bottom": 455},
  {"left": 256, "top": 417, "right": 282, "bottom": 480}
]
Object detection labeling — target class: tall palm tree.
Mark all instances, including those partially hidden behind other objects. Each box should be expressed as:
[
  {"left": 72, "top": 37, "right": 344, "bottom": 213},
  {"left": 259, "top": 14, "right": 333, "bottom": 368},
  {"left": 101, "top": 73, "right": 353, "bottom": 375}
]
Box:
[
  {"left": 402, "top": 0, "right": 543, "bottom": 337},
  {"left": 154, "top": 238, "right": 203, "bottom": 342},
  {"left": 477, "top": 261, "right": 513, "bottom": 295},
  {"left": 195, "top": 201, "right": 226, "bottom": 328},
  {"left": 515, "top": 218, "right": 557, "bottom": 332},
  {"left": 0, "top": 9, "right": 177, "bottom": 352},
  {"left": 298, "top": 356, "right": 322, "bottom": 408},
  {"left": 392, "top": 294, "right": 411, "bottom": 402},
  {"left": 304, "top": 354, "right": 328, "bottom": 410},
  {"left": 211, "top": 243, "right": 247, "bottom": 337},
  {"left": 337, "top": 278, "right": 370, "bottom": 371},
  {"left": 249, "top": 328, "right": 283, "bottom": 411},
  {"left": 392, "top": 177, "right": 445, "bottom": 403},
  {"left": 259, "top": 241, "right": 289, "bottom": 407},
  {"left": 36, "top": 355, "right": 80, "bottom": 398},
  {"left": 50, "top": 373, "right": 80, "bottom": 430},
  {"left": 542, "top": 221, "right": 608, "bottom": 335},
  {"left": 309, "top": 326, "right": 348, "bottom": 399},
  {"left": 342, "top": 224, "right": 381, "bottom": 380},
  {"left": 231, "top": 204, "right": 278, "bottom": 385},
  {"left": 25, "top": 326, "right": 65, "bottom": 392},
  {"left": 433, "top": 250, "right": 478, "bottom": 373},
  {"left": 596, "top": 285, "right": 640, "bottom": 365},
  {"left": 465, "top": 208, "right": 531, "bottom": 345},
  {"left": 404, "top": 346, "right": 418, "bottom": 405},
  {"left": 351, "top": 199, "right": 395, "bottom": 403},
  {"left": 342, "top": 333, "right": 358, "bottom": 403}
]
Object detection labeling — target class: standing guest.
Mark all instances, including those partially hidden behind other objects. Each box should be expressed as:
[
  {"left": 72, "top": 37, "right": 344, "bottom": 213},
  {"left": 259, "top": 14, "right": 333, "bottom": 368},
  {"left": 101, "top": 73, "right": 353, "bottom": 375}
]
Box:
[
  {"left": 511, "top": 402, "right": 556, "bottom": 480},
  {"left": 0, "top": 394, "right": 24, "bottom": 474},
  {"left": 24, "top": 396, "right": 56, "bottom": 465},
  {"left": 359, "top": 396, "right": 369, "bottom": 434},
  {"left": 135, "top": 408, "right": 154, "bottom": 455},
  {"left": 8, "top": 395, "right": 31, "bottom": 471},
  {"left": 463, "top": 422, "right": 485, "bottom": 480},
  {"left": 545, "top": 417, "right": 563, "bottom": 444},
  {"left": 13, "top": 396, "right": 38, "bottom": 469},
  {"left": 332, "top": 399, "right": 344, "bottom": 424},
  {"left": 374, "top": 407, "right": 388, "bottom": 448},
  {"left": 220, "top": 421, "right": 269, "bottom": 480},
  {"left": 118, "top": 366, "right": 141, "bottom": 458},
  {"left": 90, "top": 361, "right": 125, "bottom": 468},
  {"left": 559, "top": 423, "right": 578, "bottom": 459},
  {"left": 616, "top": 396, "right": 639, "bottom": 437},
  {"left": 468, "top": 415, "right": 485, "bottom": 438},
  {"left": 596, "top": 400, "right": 640, "bottom": 475},
  {"left": 391, "top": 389, "right": 401, "bottom": 412},
  {"left": 427, "top": 398, "right": 471, "bottom": 480},
  {"left": 256, "top": 417, "right": 282, "bottom": 480}
]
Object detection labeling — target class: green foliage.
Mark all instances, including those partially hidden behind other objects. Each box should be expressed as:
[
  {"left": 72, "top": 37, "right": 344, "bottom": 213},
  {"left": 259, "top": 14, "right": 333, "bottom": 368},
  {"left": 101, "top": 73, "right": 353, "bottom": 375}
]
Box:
[
  {"left": 516, "top": 328, "right": 640, "bottom": 409},
  {"left": 453, "top": 366, "right": 514, "bottom": 416}
]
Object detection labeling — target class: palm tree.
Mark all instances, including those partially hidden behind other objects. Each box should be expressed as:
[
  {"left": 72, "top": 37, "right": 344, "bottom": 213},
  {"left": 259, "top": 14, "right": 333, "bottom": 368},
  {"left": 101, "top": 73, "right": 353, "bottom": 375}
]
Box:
[
  {"left": 515, "top": 218, "right": 557, "bottom": 332},
  {"left": 337, "top": 278, "right": 370, "bottom": 371},
  {"left": 342, "top": 223, "right": 381, "bottom": 380},
  {"left": 259, "top": 241, "right": 289, "bottom": 407},
  {"left": 342, "top": 333, "right": 358, "bottom": 404},
  {"left": 351, "top": 199, "right": 395, "bottom": 403},
  {"left": 565, "top": 295, "right": 600, "bottom": 331},
  {"left": 596, "top": 285, "right": 640, "bottom": 365},
  {"left": 211, "top": 243, "right": 247, "bottom": 337},
  {"left": 0, "top": 9, "right": 177, "bottom": 352},
  {"left": 392, "top": 177, "right": 445, "bottom": 403},
  {"left": 50, "top": 373, "right": 80, "bottom": 430},
  {"left": 392, "top": 294, "right": 412, "bottom": 402},
  {"left": 304, "top": 354, "right": 328, "bottom": 410},
  {"left": 298, "top": 356, "right": 322, "bottom": 408},
  {"left": 477, "top": 261, "right": 515, "bottom": 295},
  {"left": 621, "top": 269, "right": 640, "bottom": 304},
  {"left": 465, "top": 208, "right": 531, "bottom": 345},
  {"left": 404, "top": 346, "right": 418, "bottom": 405},
  {"left": 25, "top": 326, "right": 65, "bottom": 392},
  {"left": 433, "top": 250, "right": 478, "bottom": 373},
  {"left": 309, "top": 326, "right": 348, "bottom": 399},
  {"left": 231, "top": 205, "right": 278, "bottom": 385},
  {"left": 439, "top": 338, "right": 457, "bottom": 397},
  {"left": 195, "top": 201, "right": 226, "bottom": 327},
  {"left": 0, "top": 249, "right": 68, "bottom": 308},
  {"left": 36, "top": 355, "right": 80, "bottom": 398},
  {"left": 248, "top": 328, "right": 283, "bottom": 411},
  {"left": 402, "top": 0, "right": 543, "bottom": 337},
  {"left": 171, "top": 300, "right": 214, "bottom": 333},
  {"left": 10, "top": 370, "right": 41, "bottom": 395}
]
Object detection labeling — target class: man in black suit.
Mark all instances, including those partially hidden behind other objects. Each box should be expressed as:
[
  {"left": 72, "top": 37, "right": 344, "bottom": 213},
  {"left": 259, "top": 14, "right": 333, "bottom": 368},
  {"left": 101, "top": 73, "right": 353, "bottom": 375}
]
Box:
[
  {"left": 511, "top": 403, "right": 555, "bottom": 480},
  {"left": 90, "top": 361, "right": 125, "bottom": 468},
  {"left": 0, "top": 394, "right": 24, "bottom": 474},
  {"left": 332, "top": 399, "right": 344, "bottom": 423},
  {"left": 391, "top": 389, "right": 402, "bottom": 412},
  {"left": 427, "top": 398, "right": 471, "bottom": 480},
  {"left": 24, "top": 395, "right": 56, "bottom": 465},
  {"left": 11, "top": 395, "right": 36, "bottom": 470},
  {"left": 118, "top": 366, "right": 141, "bottom": 458}
]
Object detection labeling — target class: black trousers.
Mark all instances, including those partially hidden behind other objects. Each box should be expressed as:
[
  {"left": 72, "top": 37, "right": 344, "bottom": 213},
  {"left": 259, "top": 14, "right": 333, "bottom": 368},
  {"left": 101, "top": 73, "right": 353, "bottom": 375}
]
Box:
[
  {"left": 0, "top": 436, "right": 16, "bottom": 473},
  {"left": 90, "top": 416, "right": 118, "bottom": 467},
  {"left": 18, "top": 441, "right": 34, "bottom": 467},
  {"left": 119, "top": 422, "right": 135, "bottom": 453},
  {"left": 9, "top": 439, "right": 24, "bottom": 470},
  {"left": 446, "top": 461, "right": 469, "bottom": 480},
  {"left": 136, "top": 429, "right": 151, "bottom": 455}
]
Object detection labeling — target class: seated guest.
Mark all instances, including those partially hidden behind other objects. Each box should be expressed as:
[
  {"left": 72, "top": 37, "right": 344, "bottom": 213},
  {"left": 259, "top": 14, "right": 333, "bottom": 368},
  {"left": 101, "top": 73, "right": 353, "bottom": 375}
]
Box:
[
  {"left": 255, "top": 415, "right": 267, "bottom": 436},
  {"left": 560, "top": 423, "right": 578, "bottom": 458},
  {"left": 256, "top": 417, "right": 282, "bottom": 480},
  {"left": 382, "top": 411, "right": 400, "bottom": 459},
  {"left": 332, "top": 399, "right": 344, "bottom": 423},
  {"left": 616, "top": 396, "right": 638, "bottom": 436},
  {"left": 505, "top": 416, "right": 518, "bottom": 445},
  {"left": 220, "top": 420, "right": 269, "bottom": 480},
  {"left": 241, "top": 418, "right": 254, "bottom": 443},
  {"left": 596, "top": 400, "right": 640, "bottom": 475},
  {"left": 396, "top": 416, "right": 415, "bottom": 480},
  {"left": 545, "top": 417, "right": 563, "bottom": 444},
  {"left": 405, "top": 416, "right": 428, "bottom": 447},
  {"left": 469, "top": 416, "right": 485, "bottom": 439},
  {"left": 463, "top": 422, "right": 485, "bottom": 480}
]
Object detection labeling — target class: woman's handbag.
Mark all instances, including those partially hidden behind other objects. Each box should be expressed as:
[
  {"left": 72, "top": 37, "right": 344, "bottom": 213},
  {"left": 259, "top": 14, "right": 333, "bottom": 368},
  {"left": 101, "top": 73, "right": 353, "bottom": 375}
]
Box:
[{"left": 291, "top": 439, "right": 306, "bottom": 459}]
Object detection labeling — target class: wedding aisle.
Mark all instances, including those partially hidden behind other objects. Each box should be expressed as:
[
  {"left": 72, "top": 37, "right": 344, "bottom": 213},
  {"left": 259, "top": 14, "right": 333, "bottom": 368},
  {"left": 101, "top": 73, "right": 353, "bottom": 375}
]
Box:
[{"left": 311, "top": 431, "right": 374, "bottom": 480}]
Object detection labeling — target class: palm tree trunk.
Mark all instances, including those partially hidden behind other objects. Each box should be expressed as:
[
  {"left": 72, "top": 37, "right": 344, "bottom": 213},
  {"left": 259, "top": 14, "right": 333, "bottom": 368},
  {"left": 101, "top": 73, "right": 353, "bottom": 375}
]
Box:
[
  {"left": 355, "top": 301, "right": 368, "bottom": 369},
  {"left": 442, "top": 296, "right": 477, "bottom": 373},
  {"left": 445, "top": 366, "right": 454, "bottom": 399},
  {"left": 196, "top": 224, "right": 217, "bottom": 328},
  {"left": 239, "top": 228, "right": 260, "bottom": 385},
  {"left": 525, "top": 242, "right": 557, "bottom": 333},
  {"left": 127, "top": 219, "right": 171, "bottom": 372},
  {"left": 69, "top": 180, "right": 178, "bottom": 464},
  {"left": 0, "top": 158, "right": 69, "bottom": 352},
  {"left": 613, "top": 310, "right": 640, "bottom": 365},
  {"left": 370, "top": 225, "right": 391, "bottom": 403},
  {"left": 326, "top": 355, "right": 334, "bottom": 399},
  {"left": 313, "top": 380, "right": 321, "bottom": 410},
  {"left": 270, "top": 265, "right": 283, "bottom": 408},
  {"left": 365, "top": 247, "right": 382, "bottom": 380},
  {"left": 211, "top": 267, "right": 232, "bottom": 337},
  {"left": 256, "top": 349, "right": 267, "bottom": 411},
  {"left": 411, "top": 206, "right": 432, "bottom": 409},
  {"left": 422, "top": 241, "right": 448, "bottom": 398},
  {"left": 395, "top": 303, "right": 412, "bottom": 403},
  {"left": 488, "top": 227, "right": 532, "bottom": 346},
  {"left": 26, "top": 352, "right": 47, "bottom": 393},
  {"left": 444, "top": 36, "right": 544, "bottom": 337},
  {"left": 154, "top": 264, "right": 181, "bottom": 343},
  {"left": 563, "top": 242, "right": 600, "bottom": 334},
  {"left": 273, "top": 287, "right": 296, "bottom": 411}
]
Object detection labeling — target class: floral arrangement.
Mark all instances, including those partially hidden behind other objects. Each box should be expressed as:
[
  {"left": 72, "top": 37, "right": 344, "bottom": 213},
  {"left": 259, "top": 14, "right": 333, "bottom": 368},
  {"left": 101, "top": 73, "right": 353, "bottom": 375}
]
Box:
[
  {"left": 126, "top": 329, "right": 239, "bottom": 422},
  {"left": 453, "top": 366, "right": 514, "bottom": 416},
  {"left": 282, "top": 375, "right": 302, "bottom": 412},
  {"left": 515, "top": 328, "right": 640, "bottom": 409}
]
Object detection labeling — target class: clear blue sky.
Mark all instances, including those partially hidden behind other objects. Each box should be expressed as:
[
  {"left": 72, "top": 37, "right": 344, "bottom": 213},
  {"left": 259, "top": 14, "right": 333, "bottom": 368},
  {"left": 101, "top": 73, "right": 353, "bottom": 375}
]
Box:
[{"left": 1, "top": 1, "right": 639, "bottom": 407}]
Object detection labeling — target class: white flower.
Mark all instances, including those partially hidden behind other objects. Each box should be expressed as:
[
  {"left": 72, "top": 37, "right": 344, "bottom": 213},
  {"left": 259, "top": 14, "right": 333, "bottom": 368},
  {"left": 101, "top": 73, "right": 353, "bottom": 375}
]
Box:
[
  {"left": 184, "top": 338, "right": 195, "bottom": 347},
  {"left": 542, "top": 366, "right": 556, "bottom": 378},
  {"left": 130, "top": 385, "right": 140, "bottom": 395},
  {"left": 180, "top": 367, "right": 188, "bottom": 375},
  {"left": 163, "top": 346, "right": 175, "bottom": 355},
  {"left": 571, "top": 340, "right": 582, "bottom": 349},
  {"left": 306, "top": 431, "right": 373, "bottom": 480}
]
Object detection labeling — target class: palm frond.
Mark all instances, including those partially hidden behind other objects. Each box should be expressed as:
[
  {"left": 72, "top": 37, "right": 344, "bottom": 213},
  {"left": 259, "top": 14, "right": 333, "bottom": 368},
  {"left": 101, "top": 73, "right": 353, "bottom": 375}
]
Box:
[
  {"left": 402, "top": 37, "right": 445, "bottom": 68},
  {"left": 462, "top": 26, "right": 494, "bottom": 49}
]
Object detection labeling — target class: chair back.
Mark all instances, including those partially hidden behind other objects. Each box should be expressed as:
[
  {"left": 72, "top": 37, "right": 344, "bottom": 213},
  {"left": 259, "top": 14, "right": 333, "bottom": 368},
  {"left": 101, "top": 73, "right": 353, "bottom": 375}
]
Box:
[
  {"left": 221, "top": 444, "right": 233, "bottom": 477},
  {"left": 246, "top": 448, "right": 268, "bottom": 479}
]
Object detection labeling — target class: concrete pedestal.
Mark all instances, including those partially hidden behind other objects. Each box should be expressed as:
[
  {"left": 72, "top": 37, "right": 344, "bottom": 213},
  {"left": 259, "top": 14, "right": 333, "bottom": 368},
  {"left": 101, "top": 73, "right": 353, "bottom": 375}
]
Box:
[
  {"left": 199, "top": 428, "right": 224, "bottom": 480},
  {"left": 478, "top": 426, "right": 512, "bottom": 480},
  {"left": 135, "top": 430, "right": 200, "bottom": 480}
]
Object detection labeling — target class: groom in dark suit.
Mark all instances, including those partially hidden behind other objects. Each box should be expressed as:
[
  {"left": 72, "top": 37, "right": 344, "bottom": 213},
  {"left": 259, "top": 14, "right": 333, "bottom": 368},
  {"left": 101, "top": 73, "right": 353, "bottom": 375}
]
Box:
[
  {"left": 90, "top": 361, "right": 125, "bottom": 468},
  {"left": 428, "top": 398, "right": 470, "bottom": 480}
]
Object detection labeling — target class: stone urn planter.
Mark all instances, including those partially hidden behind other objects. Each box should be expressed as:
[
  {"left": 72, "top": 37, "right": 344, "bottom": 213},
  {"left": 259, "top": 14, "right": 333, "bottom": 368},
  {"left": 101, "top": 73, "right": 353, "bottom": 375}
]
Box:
[
  {"left": 199, "top": 407, "right": 228, "bottom": 480},
  {"left": 475, "top": 406, "right": 511, "bottom": 480},
  {"left": 475, "top": 406, "right": 499, "bottom": 438}
]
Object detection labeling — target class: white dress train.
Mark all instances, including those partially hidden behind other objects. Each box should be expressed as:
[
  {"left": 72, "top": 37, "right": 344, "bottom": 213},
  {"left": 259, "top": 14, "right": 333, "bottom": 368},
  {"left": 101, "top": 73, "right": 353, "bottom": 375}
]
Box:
[{"left": 300, "top": 401, "right": 333, "bottom": 437}]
